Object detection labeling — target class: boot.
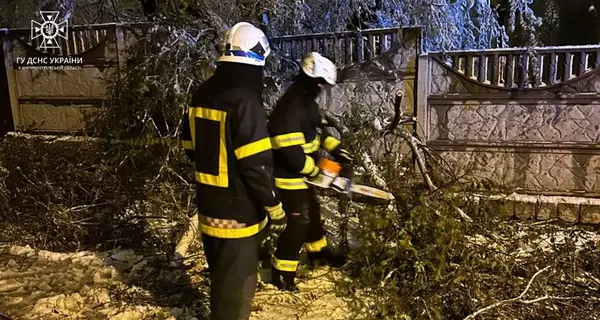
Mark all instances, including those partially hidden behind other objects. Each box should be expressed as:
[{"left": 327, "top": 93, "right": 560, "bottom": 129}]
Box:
[
  {"left": 308, "top": 247, "right": 346, "bottom": 268},
  {"left": 258, "top": 244, "right": 272, "bottom": 269},
  {"left": 271, "top": 268, "right": 300, "bottom": 292}
]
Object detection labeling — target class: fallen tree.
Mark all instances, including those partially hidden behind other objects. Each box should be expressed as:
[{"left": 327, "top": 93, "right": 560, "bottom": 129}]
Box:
[
  {"left": 1, "top": 5, "right": 599, "bottom": 320},
  {"left": 0, "top": 135, "right": 193, "bottom": 253},
  {"left": 316, "top": 92, "right": 600, "bottom": 319}
]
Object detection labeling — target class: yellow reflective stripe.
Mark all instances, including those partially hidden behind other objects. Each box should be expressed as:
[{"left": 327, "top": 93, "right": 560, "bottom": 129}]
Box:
[
  {"left": 302, "top": 135, "right": 320, "bottom": 153},
  {"left": 182, "top": 140, "right": 193, "bottom": 150},
  {"left": 265, "top": 203, "right": 285, "bottom": 220},
  {"left": 235, "top": 137, "right": 272, "bottom": 159},
  {"left": 272, "top": 132, "right": 306, "bottom": 148},
  {"left": 275, "top": 177, "right": 308, "bottom": 190},
  {"left": 299, "top": 156, "right": 316, "bottom": 175},
  {"left": 273, "top": 257, "right": 299, "bottom": 272},
  {"left": 304, "top": 236, "right": 327, "bottom": 252},
  {"left": 322, "top": 136, "right": 341, "bottom": 152},
  {"left": 200, "top": 216, "right": 268, "bottom": 239},
  {"left": 195, "top": 172, "right": 226, "bottom": 187},
  {"left": 190, "top": 107, "right": 228, "bottom": 188}
]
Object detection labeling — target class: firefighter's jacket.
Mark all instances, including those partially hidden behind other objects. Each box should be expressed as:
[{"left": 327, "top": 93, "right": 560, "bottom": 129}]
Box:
[
  {"left": 181, "top": 64, "right": 282, "bottom": 239},
  {"left": 268, "top": 78, "right": 346, "bottom": 191}
]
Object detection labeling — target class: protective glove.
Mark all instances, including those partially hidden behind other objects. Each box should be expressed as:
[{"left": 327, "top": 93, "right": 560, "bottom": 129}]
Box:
[
  {"left": 307, "top": 165, "right": 320, "bottom": 178},
  {"left": 336, "top": 149, "right": 354, "bottom": 164},
  {"left": 265, "top": 203, "right": 287, "bottom": 233},
  {"left": 307, "top": 154, "right": 323, "bottom": 178},
  {"left": 339, "top": 160, "right": 353, "bottom": 178}
]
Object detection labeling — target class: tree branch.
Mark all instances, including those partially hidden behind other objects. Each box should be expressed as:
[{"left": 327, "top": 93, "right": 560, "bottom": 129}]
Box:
[
  {"left": 463, "top": 266, "right": 552, "bottom": 320},
  {"left": 398, "top": 129, "right": 471, "bottom": 222},
  {"left": 170, "top": 210, "right": 199, "bottom": 267},
  {"left": 381, "top": 89, "right": 404, "bottom": 137}
]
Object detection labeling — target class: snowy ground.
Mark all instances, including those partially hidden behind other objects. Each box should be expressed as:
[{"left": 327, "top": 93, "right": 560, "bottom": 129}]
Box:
[
  {"left": 3, "top": 196, "right": 600, "bottom": 320},
  {"left": 0, "top": 195, "right": 362, "bottom": 320},
  {"left": 0, "top": 244, "right": 354, "bottom": 320}
]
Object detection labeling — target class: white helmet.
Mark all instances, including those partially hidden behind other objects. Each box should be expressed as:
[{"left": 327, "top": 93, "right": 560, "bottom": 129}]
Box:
[
  {"left": 218, "top": 22, "right": 271, "bottom": 66},
  {"left": 301, "top": 52, "right": 337, "bottom": 85}
]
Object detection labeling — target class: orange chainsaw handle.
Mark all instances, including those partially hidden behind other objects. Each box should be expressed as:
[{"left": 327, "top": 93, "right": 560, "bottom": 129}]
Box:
[{"left": 317, "top": 158, "right": 342, "bottom": 175}]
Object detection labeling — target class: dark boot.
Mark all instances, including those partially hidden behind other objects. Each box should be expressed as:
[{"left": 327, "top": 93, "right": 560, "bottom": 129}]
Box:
[
  {"left": 308, "top": 247, "right": 346, "bottom": 268},
  {"left": 258, "top": 244, "right": 271, "bottom": 269},
  {"left": 271, "top": 268, "right": 300, "bottom": 292}
]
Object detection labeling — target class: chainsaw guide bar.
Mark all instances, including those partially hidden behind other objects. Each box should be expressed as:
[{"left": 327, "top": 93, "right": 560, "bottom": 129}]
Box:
[{"left": 304, "top": 176, "right": 395, "bottom": 204}]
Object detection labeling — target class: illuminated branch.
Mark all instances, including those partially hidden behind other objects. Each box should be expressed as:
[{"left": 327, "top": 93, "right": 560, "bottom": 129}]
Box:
[{"left": 463, "top": 266, "right": 557, "bottom": 320}]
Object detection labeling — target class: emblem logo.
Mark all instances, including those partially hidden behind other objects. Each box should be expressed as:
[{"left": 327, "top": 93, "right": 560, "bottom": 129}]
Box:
[{"left": 31, "top": 11, "right": 68, "bottom": 49}]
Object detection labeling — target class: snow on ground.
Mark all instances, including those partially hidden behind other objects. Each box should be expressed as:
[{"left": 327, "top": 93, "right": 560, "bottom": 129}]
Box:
[
  {"left": 252, "top": 267, "right": 352, "bottom": 320},
  {"left": 0, "top": 195, "right": 363, "bottom": 320},
  {"left": 0, "top": 195, "right": 366, "bottom": 320},
  {"left": 0, "top": 245, "right": 178, "bottom": 320},
  {"left": 3, "top": 195, "right": 599, "bottom": 320},
  {"left": 0, "top": 244, "right": 354, "bottom": 320},
  {"left": 2, "top": 224, "right": 600, "bottom": 320}
]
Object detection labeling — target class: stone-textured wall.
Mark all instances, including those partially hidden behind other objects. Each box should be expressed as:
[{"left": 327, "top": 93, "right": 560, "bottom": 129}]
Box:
[
  {"left": 6, "top": 23, "right": 600, "bottom": 198},
  {"left": 322, "top": 28, "right": 420, "bottom": 118},
  {"left": 426, "top": 55, "right": 600, "bottom": 196},
  {"left": 15, "top": 67, "right": 110, "bottom": 132}
]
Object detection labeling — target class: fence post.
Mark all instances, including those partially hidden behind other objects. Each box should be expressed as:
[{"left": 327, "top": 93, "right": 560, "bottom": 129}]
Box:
[
  {"left": 519, "top": 53, "right": 528, "bottom": 89},
  {"left": 477, "top": 54, "right": 486, "bottom": 83},
  {"left": 578, "top": 51, "right": 586, "bottom": 76},
  {"left": 416, "top": 53, "right": 429, "bottom": 142},
  {"left": 549, "top": 52, "right": 557, "bottom": 84},
  {"left": 356, "top": 30, "right": 364, "bottom": 63},
  {"left": 563, "top": 52, "right": 572, "bottom": 81},
  {"left": 115, "top": 24, "right": 126, "bottom": 70},
  {"left": 1, "top": 31, "right": 22, "bottom": 131},
  {"left": 344, "top": 34, "right": 351, "bottom": 65},
  {"left": 505, "top": 54, "right": 514, "bottom": 88}
]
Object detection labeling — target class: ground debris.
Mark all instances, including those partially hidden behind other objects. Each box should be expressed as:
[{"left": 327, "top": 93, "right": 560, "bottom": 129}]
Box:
[
  {"left": 0, "top": 246, "right": 178, "bottom": 320},
  {"left": 0, "top": 244, "right": 355, "bottom": 320}
]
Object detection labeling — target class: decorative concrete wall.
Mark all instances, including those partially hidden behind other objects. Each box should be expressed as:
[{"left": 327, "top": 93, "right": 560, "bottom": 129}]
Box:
[
  {"left": 274, "top": 34, "right": 600, "bottom": 198},
  {"left": 0, "top": 23, "right": 145, "bottom": 133},
  {"left": 322, "top": 28, "right": 420, "bottom": 118},
  {"left": 4, "top": 22, "right": 600, "bottom": 198},
  {"left": 424, "top": 48, "right": 600, "bottom": 197}
]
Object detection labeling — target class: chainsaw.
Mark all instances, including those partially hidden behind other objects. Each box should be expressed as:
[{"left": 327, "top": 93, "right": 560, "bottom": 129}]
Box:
[
  {"left": 171, "top": 158, "right": 394, "bottom": 264},
  {"left": 304, "top": 158, "right": 395, "bottom": 204}
]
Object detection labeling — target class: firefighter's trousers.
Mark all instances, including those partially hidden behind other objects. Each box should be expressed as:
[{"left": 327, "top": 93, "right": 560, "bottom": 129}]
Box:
[
  {"left": 272, "top": 187, "right": 329, "bottom": 275},
  {"left": 202, "top": 230, "right": 266, "bottom": 320}
]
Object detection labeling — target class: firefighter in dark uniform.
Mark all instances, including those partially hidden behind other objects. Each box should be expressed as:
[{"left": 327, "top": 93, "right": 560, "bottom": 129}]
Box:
[
  {"left": 268, "top": 52, "right": 353, "bottom": 292},
  {"left": 181, "top": 22, "right": 287, "bottom": 319}
]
